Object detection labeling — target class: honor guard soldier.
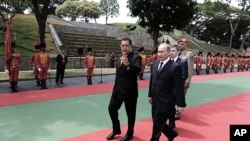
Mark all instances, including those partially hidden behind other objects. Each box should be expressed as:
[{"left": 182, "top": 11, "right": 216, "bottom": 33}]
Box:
[
  {"left": 205, "top": 52, "right": 213, "bottom": 74},
  {"left": 138, "top": 47, "right": 147, "bottom": 80},
  {"left": 213, "top": 53, "right": 220, "bottom": 74},
  {"left": 223, "top": 53, "right": 229, "bottom": 73},
  {"left": 150, "top": 49, "right": 158, "bottom": 72},
  {"left": 84, "top": 47, "right": 96, "bottom": 85},
  {"left": 37, "top": 43, "right": 50, "bottom": 89},
  {"left": 229, "top": 54, "right": 235, "bottom": 72},
  {"left": 30, "top": 44, "right": 41, "bottom": 86},
  {"left": 195, "top": 51, "right": 202, "bottom": 75},
  {"left": 4, "top": 42, "right": 21, "bottom": 92}
]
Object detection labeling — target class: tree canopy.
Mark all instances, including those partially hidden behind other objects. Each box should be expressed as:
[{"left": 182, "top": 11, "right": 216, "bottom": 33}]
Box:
[
  {"left": 128, "top": 0, "right": 197, "bottom": 46},
  {"left": 100, "top": 0, "right": 119, "bottom": 24},
  {"left": 55, "top": 0, "right": 103, "bottom": 22}
]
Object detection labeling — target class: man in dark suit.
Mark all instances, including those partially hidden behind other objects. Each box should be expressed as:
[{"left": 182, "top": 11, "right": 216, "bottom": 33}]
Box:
[
  {"left": 55, "top": 49, "right": 68, "bottom": 85},
  {"left": 148, "top": 43, "right": 186, "bottom": 141},
  {"left": 106, "top": 37, "right": 142, "bottom": 141},
  {"left": 168, "top": 45, "right": 188, "bottom": 129}
]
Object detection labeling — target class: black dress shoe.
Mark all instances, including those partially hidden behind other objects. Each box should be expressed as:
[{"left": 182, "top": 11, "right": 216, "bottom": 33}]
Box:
[
  {"left": 106, "top": 131, "right": 121, "bottom": 140},
  {"left": 168, "top": 130, "right": 178, "bottom": 141},
  {"left": 120, "top": 134, "right": 133, "bottom": 141}
]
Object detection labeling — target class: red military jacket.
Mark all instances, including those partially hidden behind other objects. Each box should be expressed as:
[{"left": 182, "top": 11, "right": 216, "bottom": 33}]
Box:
[
  {"left": 140, "top": 54, "right": 147, "bottom": 66},
  {"left": 10, "top": 51, "right": 21, "bottom": 69},
  {"left": 195, "top": 55, "right": 202, "bottom": 70},
  {"left": 84, "top": 55, "right": 96, "bottom": 68},
  {"left": 38, "top": 52, "right": 50, "bottom": 68}
]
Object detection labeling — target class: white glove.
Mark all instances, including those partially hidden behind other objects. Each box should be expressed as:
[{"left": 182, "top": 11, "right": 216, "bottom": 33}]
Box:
[
  {"left": 38, "top": 68, "right": 42, "bottom": 72},
  {"left": 47, "top": 68, "right": 51, "bottom": 73},
  {"left": 5, "top": 69, "right": 9, "bottom": 74},
  {"left": 32, "top": 66, "right": 35, "bottom": 70}
]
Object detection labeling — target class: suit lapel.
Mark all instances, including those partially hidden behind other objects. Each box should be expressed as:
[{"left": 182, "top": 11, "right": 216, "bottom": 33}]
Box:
[{"left": 157, "top": 60, "right": 172, "bottom": 76}]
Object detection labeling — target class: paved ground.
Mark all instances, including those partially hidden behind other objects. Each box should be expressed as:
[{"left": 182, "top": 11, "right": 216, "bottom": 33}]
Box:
[{"left": 0, "top": 68, "right": 241, "bottom": 94}]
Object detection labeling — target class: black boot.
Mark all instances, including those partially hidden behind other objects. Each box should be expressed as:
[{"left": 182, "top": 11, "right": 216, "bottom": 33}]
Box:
[
  {"left": 14, "top": 81, "right": 18, "bottom": 92},
  {"left": 89, "top": 76, "right": 93, "bottom": 85},
  {"left": 87, "top": 77, "right": 90, "bottom": 85},
  {"left": 43, "top": 79, "right": 48, "bottom": 89},
  {"left": 40, "top": 79, "right": 44, "bottom": 89},
  {"left": 36, "top": 77, "right": 40, "bottom": 86},
  {"left": 10, "top": 82, "right": 15, "bottom": 92}
]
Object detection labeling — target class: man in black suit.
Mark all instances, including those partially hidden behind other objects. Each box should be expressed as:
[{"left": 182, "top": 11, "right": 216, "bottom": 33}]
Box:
[
  {"left": 168, "top": 45, "right": 188, "bottom": 129},
  {"left": 106, "top": 37, "right": 142, "bottom": 141},
  {"left": 148, "top": 43, "right": 186, "bottom": 141},
  {"left": 55, "top": 49, "right": 68, "bottom": 85}
]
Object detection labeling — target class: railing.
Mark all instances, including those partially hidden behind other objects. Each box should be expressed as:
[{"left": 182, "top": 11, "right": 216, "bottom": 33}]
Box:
[{"left": 48, "top": 24, "right": 63, "bottom": 53}]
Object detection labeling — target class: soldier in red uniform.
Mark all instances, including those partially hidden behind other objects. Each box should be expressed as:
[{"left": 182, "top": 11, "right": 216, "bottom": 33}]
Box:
[
  {"left": 37, "top": 43, "right": 50, "bottom": 89},
  {"left": 205, "top": 52, "right": 212, "bottom": 74},
  {"left": 149, "top": 49, "right": 158, "bottom": 72},
  {"left": 229, "top": 54, "right": 235, "bottom": 72},
  {"left": 84, "top": 47, "right": 96, "bottom": 85},
  {"left": 237, "top": 55, "right": 243, "bottom": 72},
  {"left": 213, "top": 53, "right": 220, "bottom": 74},
  {"left": 195, "top": 51, "right": 202, "bottom": 75},
  {"left": 4, "top": 42, "right": 21, "bottom": 92},
  {"left": 30, "top": 45, "right": 41, "bottom": 86},
  {"left": 223, "top": 53, "right": 229, "bottom": 73},
  {"left": 138, "top": 47, "right": 147, "bottom": 80}
]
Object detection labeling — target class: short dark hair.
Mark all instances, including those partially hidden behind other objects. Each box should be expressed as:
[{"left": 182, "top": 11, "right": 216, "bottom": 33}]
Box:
[{"left": 121, "top": 37, "right": 132, "bottom": 46}]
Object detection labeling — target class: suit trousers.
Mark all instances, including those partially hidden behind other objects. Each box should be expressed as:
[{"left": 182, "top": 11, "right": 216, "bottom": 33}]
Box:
[
  {"left": 150, "top": 106, "right": 174, "bottom": 141},
  {"left": 108, "top": 95, "right": 137, "bottom": 135},
  {"left": 55, "top": 68, "right": 65, "bottom": 83}
]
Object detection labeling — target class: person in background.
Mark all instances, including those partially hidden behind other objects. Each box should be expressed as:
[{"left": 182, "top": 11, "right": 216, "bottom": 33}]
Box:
[
  {"left": 110, "top": 51, "right": 115, "bottom": 68},
  {"left": 148, "top": 43, "right": 185, "bottom": 141},
  {"left": 5, "top": 42, "right": 21, "bottom": 92},
  {"left": 168, "top": 44, "right": 188, "bottom": 129},
  {"left": 84, "top": 47, "right": 96, "bottom": 85},
  {"left": 223, "top": 53, "right": 229, "bottom": 73},
  {"left": 177, "top": 37, "right": 194, "bottom": 119},
  {"left": 150, "top": 49, "right": 158, "bottom": 72},
  {"left": 106, "top": 37, "right": 141, "bottom": 141},
  {"left": 205, "top": 52, "right": 213, "bottom": 74},
  {"left": 55, "top": 49, "right": 68, "bottom": 85},
  {"left": 105, "top": 51, "right": 111, "bottom": 68},
  {"left": 37, "top": 43, "right": 50, "bottom": 89},
  {"left": 30, "top": 44, "right": 41, "bottom": 86},
  {"left": 195, "top": 51, "right": 202, "bottom": 75},
  {"left": 138, "top": 47, "right": 147, "bottom": 80}
]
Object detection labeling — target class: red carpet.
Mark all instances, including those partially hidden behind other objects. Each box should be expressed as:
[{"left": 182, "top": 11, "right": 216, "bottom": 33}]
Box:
[
  {"left": 1, "top": 71, "right": 250, "bottom": 107},
  {"left": 63, "top": 91, "right": 250, "bottom": 141}
]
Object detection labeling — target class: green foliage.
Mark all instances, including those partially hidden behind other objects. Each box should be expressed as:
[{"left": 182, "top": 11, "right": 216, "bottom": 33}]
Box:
[
  {"left": 55, "top": 0, "right": 103, "bottom": 22},
  {"left": 100, "top": 0, "right": 119, "bottom": 24},
  {"left": 0, "top": 14, "right": 47, "bottom": 57},
  {"left": 128, "top": 0, "right": 197, "bottom": 45}
]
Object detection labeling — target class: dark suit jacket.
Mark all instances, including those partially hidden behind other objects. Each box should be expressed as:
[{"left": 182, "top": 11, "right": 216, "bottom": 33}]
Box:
[
  {"left": 176, "top": 57, "right": 188, "bottom": 81},
  {"left": 112, "top": 51, "right": 142, "bottom": 99},
  {"left": 148, "top": 60, "right": 186, "bottom": 112},
  {"left": 56, "top": 54, "right": 68, "bottom": 69}
]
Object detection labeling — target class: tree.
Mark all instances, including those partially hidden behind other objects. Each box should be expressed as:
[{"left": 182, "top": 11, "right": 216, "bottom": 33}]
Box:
[
  {"left": 55, "top": 0, "right": 103, "bottom": 22},
  {"left": 128, "top": 0, "right": 196, "bottom": 46},
  {"left": 203, "top": 0, "right": 250, "bottom": 51},
  {"left": 0, "top": 0, "right": 30, "bottom": 30},
  {"left": 32, "top": 0, "right": 50, "bottom": 43},
  {"left": 100, "top": 0, "right": 119, "bottom": 24}
]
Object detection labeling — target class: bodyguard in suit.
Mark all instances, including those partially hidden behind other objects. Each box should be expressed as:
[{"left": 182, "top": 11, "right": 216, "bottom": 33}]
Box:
[
  {"left": 168, "top": 45, "right": 188, "bottom": 129},
  {"left": 55, "top": 49, "right": 68, "bottom": 85},
  {"left": 148, "top": 43, "right": 186, "bottom": 141},
  {"left": 107, "top": 37, "right": 142, "bottom": 141}
]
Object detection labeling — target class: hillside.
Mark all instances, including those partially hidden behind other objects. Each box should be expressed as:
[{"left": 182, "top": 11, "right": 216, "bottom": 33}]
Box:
[
  {"left": 0, "top": 14, "right": 236, "bottom": 57},
  {"left": 0, "top": 13, "right": 71, "bottom": 57}
]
